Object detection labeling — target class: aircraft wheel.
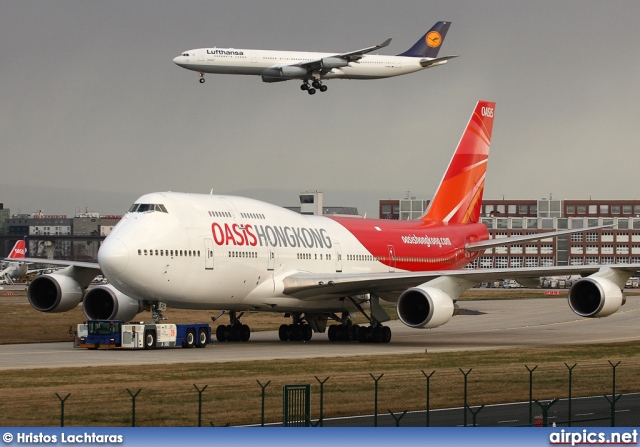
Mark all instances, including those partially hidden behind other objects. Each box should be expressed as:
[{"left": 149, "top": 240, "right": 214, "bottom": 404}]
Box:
[
  {"left": 184, "top": 329, "right": 196, "bottom": 348},
  {"left": 216, "top": 325, "right": 227, "bottom": 342},
  {"left": 328, "top": 325, "right": 338, "bottom": 342},
  {"left": 307, "top": 88, "right": 316, "bottom": 95},
  {"left": 197, "top": 328, "right": 209, "bottom": 347},
  {"left": 300, "top": 83, "right": 309, "bottom": 91},
  {"left": 199, "top": 78, "right": 205, "bottom": 84},
  {"left": 350, "top": 324, "right": 360, "bottom": 341},
  {"left": 225, "top": 325, "right": 238, "bottom": 342},
  {"left": 312, "top": 80, "right": 321, "bottom": 89},
  {"left": 372, "top": 326, "right": 383, "bottom": 344},
  {"left": 241, "top": 324, "right": 251, "bottom": 342},
  {"left": 382, "top": 326, "right": 392, "bottom": 344},
  {"left": 302, "top": 325, "right": 313, "bottom": 341},
  {"left": 357, "top": 326, "right": 368, "bottom": 343},
  {"left": 288, "top": 324, "right": 302, "bottom": 341},
  {"left": 319, "top": 85, "right": 328, "bottom": 92},
  {"left": 278, "top": 324, "right": 289, "bottom": 341}
]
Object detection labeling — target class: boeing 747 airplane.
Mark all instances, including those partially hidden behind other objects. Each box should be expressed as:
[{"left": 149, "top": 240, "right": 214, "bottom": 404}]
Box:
[
  {"left": 14, "top": 101, "right": 637, "bottom": 345},
  {"left": 173, "top": 21, "right": 457, "bottom": 95}
]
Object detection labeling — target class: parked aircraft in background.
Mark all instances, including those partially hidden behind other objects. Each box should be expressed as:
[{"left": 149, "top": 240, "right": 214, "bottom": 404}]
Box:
[
  {"left": 13, "top": 101, "right": 637, "bottom": 345},
  {"left": 0, "top": 240, "right": 28, "bottom": 283},
  {"left": 173, "top": 21, "right": 456, "bottom": 95}
]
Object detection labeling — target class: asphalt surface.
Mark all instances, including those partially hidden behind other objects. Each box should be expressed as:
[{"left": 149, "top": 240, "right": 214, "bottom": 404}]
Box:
[{"left": 1, "top": 296, "right": 639, "bottom": 370}]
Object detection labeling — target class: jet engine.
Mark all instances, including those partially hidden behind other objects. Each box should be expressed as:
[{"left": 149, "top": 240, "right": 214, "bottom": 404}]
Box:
[
  {"left": 396, "top": 285, "right": 455, "bottom": 329},
  {"left": 28, "top": 274, "right": 84, "bottom": 313},
  {"left": 83, "top": 284, "right": 143, "bottom": 322},
  {"left": 568, "top": 276, "right": 625, "bottom": 318},
  {"left": 320, "top": 57, "right": 349, "bottom": 69}
]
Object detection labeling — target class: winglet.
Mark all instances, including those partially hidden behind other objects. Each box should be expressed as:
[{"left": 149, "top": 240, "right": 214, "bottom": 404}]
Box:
[
  {"left": 8, "top": 240, "right": 26, "bottom": 259},
  {"left": 378, "top": 38, "right": 392, "bottom": 49},
  {"left": 423, "top": 101, "right": 496, "bottom": 225}
]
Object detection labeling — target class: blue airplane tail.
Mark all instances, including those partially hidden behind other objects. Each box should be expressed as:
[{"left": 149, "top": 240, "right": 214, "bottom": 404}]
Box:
[{"left": 397, "top": 21, "right": 451, "bottom": 58}]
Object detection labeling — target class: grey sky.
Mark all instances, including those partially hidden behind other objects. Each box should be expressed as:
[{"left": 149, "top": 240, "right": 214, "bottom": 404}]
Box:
[{"left": 1, "top": 1, "right": 639, "bottom": 217}]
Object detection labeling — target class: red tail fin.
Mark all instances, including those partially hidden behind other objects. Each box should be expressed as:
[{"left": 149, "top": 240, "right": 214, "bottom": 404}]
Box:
[
  {"left": 8, "top": 240, "right": 26, "bottom": 259},
  {"left": 424, "top": 100, "right": 495, "bottom": 224}
]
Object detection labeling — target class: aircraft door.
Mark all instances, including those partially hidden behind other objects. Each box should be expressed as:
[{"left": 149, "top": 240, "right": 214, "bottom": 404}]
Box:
[
  {"left": 267, "top": 250, "right": 275, "bottom": 271},
  {"left": 204, "top": 238, "right": 214, "bottom": 270},
  {"left": 387, "top": 245, "right": 396, "bottom": 272},
  {"left": 395, "top": 57, "right": 402, "bottom": 68},
  {"left": 334, "top": 242, "right": 342, "bottom": 272},
  {"left": 198, "top": 49, "right": 206, "bottom": 61}
]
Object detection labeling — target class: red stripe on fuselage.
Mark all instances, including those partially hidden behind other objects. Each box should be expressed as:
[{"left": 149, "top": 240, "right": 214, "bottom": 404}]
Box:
[{"left": 328, "top": 216, "right": 488, "bottom": 271}]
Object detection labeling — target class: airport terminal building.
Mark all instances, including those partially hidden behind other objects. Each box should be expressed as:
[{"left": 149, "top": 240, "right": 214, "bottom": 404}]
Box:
[{"left": 380, "top": 197, "right": 640, "bottom": 268}]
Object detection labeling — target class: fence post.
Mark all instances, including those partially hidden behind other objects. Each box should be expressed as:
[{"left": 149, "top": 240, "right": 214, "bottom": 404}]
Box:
[
  {"left": 126, "top": 389, "right": 141, "bottom": 427},
  {"left": 564, "top": 363, "right": 576, "bottom": 427},
  {"left": 55, "top": 393, "right": 70, "bottom": 427},
  {"left": 534, "top": 399, "right": 559, "bottom": 427},
  {"left": 313, "top": 376, "right": 329, "bottom": 427},
  {"left": 421, "top": 370, "right": 435, "bottom": 427},
  {"left": 604, "top": 361, "right": 622, "bottom": 427},
  {"left": 525, "top": 365, "right": 537, "bottom": 426},
  {"left": 460, "top": 368, "right": 472, "bottom": 427},
  {"left": 370, "top": 373, "right": 384, "bottom": 427},
  {"left": 387, "top": 409, "right": 408, "bottom": 427},
  {"left": 467, "top": 405, "right": 485, "bottom": 427},
  {"left": 193, "top": 384, "right": 208, "bottom": 427},
  {"left": 257, "top": 380, "right": 271, "bottom": 427}
]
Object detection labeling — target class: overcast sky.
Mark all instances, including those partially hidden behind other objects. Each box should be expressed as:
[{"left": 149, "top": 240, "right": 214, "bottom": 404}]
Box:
[{"left": 1, "top": 1, "right": 639, "bottom": 217}]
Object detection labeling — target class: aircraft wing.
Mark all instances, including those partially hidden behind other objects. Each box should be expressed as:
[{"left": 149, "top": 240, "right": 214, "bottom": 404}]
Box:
[
  {"left": 2, "top": 257, "right": 100, "bottom": 271},
  {"left": 282, "top": 264, "right": 640, "bottom": 300},
  {"left": 465, "top": 225, "right": 613, "bottom": 253},
  {"left": 295, "top": 38, "right": 392, "bottom": 71}
]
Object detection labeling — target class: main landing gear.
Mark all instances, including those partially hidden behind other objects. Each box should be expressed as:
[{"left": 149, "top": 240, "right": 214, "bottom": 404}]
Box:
[
  {"left": 278, "top": 313, "right": 313, "bottom": 342},
  {"left": 326, "top": 312, "right": 392, "bottom": 344},
  {"left": 213, "top": 310, "right": 250, "bottom": 342},
  {"left": 300, "top": 80, "right": 328, "bottom": 95}
]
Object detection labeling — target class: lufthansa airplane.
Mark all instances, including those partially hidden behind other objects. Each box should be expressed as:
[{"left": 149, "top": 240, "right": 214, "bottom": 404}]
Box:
[
  {"left": 16, "top": 101, "right": 637, "bottom": 345},
  {"left": 173, "top": 21, "right": 457, "bottom": 95}
]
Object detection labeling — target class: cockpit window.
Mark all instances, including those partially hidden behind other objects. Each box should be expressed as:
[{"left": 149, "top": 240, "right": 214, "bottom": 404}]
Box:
[
  {"left": 128, "top": 203, "right": 168, "bottom": 213},
  {"left": 182, "top": 53, "right": 189, "bottom": 56}
]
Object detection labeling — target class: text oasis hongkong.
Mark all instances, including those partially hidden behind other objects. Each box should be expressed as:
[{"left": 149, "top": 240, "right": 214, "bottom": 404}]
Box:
[{"left": 212, "top": 222, "right": 333, "bottom": 249}]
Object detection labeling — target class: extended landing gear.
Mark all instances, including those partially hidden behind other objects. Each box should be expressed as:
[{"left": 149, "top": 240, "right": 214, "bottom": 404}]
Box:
[
  {"left": 300, "top": 80, "right": 327, "bottom": 95},
  {"left": 213, "top": 311, "right": 250, "bottom": 342},
  {"left": 198, "top": 72, "right": 205, "bottom": 83},
  {"left": 327, "top": 296, "right": 393, "bottom": 344},
  {"left": 327, "top": 320, "right": 391, "bottom": 344},
  {"left": 278, "top": 313, "right": 313, "bottom": 341}
]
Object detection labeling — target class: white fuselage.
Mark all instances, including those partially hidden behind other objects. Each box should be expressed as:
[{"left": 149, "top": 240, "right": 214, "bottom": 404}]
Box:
[
  {"left": 173, "top": 48, "right": 426, "bottom": 80},
  {"left": 99, "top": 192, "right": 387, "bottom": 314}
]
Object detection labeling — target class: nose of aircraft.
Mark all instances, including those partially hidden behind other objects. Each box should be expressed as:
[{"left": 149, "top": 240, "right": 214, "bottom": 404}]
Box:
[
  {"left": 173, "top": 56, "right": 184, "bottom": 66},
  {"left": 98, "top": 237, "right": 129, "bottom": 277}
]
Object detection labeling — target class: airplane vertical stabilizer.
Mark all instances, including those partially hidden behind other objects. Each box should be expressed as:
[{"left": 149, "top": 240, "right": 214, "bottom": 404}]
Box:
[
  {"left": 397, "top": 21, "right": 451, "bottom": 58},
  {"left": 8, "top": 240, "right": 26, "bottom": 259},
  {"left": 423, "top": 101, "right": 495, "bottom": 225}
]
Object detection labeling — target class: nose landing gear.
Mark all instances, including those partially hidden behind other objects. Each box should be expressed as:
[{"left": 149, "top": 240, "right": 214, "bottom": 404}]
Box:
[{"left": 198, "top": 72, "right": 205, "bottom": 83}]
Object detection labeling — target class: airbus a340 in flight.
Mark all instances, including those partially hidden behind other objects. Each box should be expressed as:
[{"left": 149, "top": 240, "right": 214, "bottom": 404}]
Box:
[
  {"left": 173, "top": 21, "right": 457, "bottom": 94},
  {"left": 14, "top": 101, "right": 636, "bottom": 345}
]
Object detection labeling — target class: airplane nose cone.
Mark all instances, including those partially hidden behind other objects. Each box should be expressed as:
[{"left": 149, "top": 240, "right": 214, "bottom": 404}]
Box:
[
  {"left": 98, "top": 238, "right": 129, "bottom": 277},
  {"left": 173, "top": 56, "right": 184, "bottom": 66}
]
